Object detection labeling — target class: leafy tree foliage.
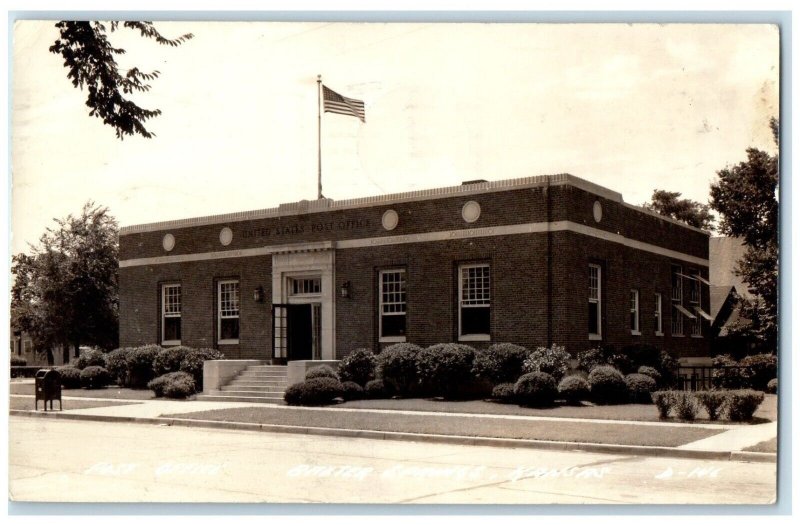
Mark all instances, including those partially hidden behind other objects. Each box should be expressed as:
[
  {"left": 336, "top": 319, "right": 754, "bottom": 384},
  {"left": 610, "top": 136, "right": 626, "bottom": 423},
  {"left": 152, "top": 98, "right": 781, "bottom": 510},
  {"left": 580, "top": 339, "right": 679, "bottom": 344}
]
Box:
[
  {"left": 11, "top": 203, "right": 119, "bottom": 364},
  {"left": 709, "top": 118, "right": 779, "bottom": 352},
  {"left": 49, "top": 21, "right": 193, "bottom": 139},
  {"left": 643, "top": 189, "right": 715, "bottom": 230}
]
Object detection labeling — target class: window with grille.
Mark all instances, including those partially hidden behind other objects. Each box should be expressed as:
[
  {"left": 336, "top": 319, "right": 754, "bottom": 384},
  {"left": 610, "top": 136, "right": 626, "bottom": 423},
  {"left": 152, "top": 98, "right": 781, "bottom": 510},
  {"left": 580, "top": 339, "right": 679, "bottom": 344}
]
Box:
[
  {"left": 218, "top": 280, "right": 240, "bottom": 343},
  {"left": 588, "top": 264, "right": 602, "bottom": 339},
  {"left": 379, "top": 269, "right": 406, "bottom": 340},
  {"left": 459, "top": 264, "right": 490, "bottom": 339},
  {"left": 671, "top": 265, "right": 684, "bottom": 336},
  {"left": 162, "top": 284, "right": 181, "bottom": 344},
  {"left": 630, "top": 289, "right": 640, "bottom": 335},
  {"left": 289, "top": 277, "right": 321, "bottom": 296},
  {"left": 654, "top": 293, "right": 663, "bottom": 335},
  {"left": 689, "top": 272, "right": 702, "bottom": 337}
]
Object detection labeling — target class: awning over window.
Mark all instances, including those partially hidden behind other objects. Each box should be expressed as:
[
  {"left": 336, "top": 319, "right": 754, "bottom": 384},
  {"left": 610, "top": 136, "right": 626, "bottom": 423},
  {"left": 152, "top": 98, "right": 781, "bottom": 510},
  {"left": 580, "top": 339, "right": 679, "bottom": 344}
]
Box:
[
  {"left": 674, "top": 304, "right": 697, "bottom": 319},
  {"left": 693, "top": 274, "right": 711, "bottom": 286},
  {"left": 694, "top": 306, "right": 713, "bottom": 321}
]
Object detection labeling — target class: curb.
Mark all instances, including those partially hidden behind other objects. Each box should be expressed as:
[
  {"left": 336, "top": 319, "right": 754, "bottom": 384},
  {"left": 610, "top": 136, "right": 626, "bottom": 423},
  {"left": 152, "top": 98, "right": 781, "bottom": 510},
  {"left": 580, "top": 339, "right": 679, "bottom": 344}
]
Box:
[{"left": 10, "top": 409, "right": 777, "bottom": 463}]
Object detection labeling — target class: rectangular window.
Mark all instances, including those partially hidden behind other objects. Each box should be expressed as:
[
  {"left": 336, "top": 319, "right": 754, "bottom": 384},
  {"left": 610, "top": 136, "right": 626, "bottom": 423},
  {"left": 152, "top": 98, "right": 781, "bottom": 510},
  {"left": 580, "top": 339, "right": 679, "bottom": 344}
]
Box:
[
  {"left": 630, "top": 289, "right": 640, "bottom": 335},
  {"left": 588, "top": 264, "right": 602, "bottom": 340},
  {"left": 654, "top": 293, "right": 663, "bottom": 335},
  {"left": 379, "top": 269, "right": 407, "bottom": 342},
  {"left": 162, "top": 284, "right": 182, "bottom": 345},
  {"left": 289, "top": 277, "right": 321, "bottom": 296},
  {"left": 459, "top": 263, "right": 490, "bottom": 340},
  {"left": 689, "top": 272, "right": 702, "bottom": 337},
  {"left": 218, "top": 280, "right": 240, "bottom": 343},
  {"left": 671, "top": 265, "right": 683, "bottom": 336},
  {"left": 23, "top": 340, "right": 33, "bottom": 355}
]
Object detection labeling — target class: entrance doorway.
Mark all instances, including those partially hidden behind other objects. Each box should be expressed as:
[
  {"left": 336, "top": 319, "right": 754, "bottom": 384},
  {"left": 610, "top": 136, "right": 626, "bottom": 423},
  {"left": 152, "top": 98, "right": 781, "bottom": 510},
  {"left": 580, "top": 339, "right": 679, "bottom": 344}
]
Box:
[{"left": 272, "top": 303, "right": 322, "bottom": 361}]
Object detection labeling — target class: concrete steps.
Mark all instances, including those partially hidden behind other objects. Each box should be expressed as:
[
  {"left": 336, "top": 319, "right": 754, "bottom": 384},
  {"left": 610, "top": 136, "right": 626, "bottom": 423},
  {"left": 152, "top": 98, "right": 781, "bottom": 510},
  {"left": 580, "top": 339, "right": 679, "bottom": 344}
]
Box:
[{"left": 197, "top": 364, "right": 288, "bottom": 404}]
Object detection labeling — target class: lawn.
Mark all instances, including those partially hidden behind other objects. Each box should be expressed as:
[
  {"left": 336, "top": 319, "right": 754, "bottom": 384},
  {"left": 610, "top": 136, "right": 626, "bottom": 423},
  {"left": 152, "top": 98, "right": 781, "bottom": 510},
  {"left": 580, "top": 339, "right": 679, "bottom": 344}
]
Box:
[
  {"left": 162, "top": 405, "right": 724, "bottom": 447},
  {"left": 337, "top": 394, "right": 778, "bottom": 424},
  {"left": 9, "top": 382, "right": 157, "bottom": 400},
  {"left": 9, "top": 396, "right": 140, "bottom": 411},
  {"left": 743, "top": 437, "right": 778, "bottom": 453}
]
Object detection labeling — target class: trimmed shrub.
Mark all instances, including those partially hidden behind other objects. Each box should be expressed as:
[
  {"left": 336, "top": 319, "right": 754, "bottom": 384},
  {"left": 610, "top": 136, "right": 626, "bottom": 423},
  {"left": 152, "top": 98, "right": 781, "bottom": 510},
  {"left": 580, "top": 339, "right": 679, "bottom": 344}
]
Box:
[
  {"left": 621, "top": 344, "right": 662, "bottom": 371},
  {"left": 558, "top": 375, "right": 590, "bottom": 405},
  {"left": 179, "top": 348, "right": 224, "bottom": 390},
  {"left": 491, "top": 382, "right": 517, "bottom": 404},
  {"left": 305, "top": 365, "right": 340, "bottom": 381},
  {"left": 637, "top": 366, "right": 662, "bottom": 387},
  {"left": 766, "top": 378, "right": 777, "bottom": 394},
  {"left": 285, "top": 377, "right": 343, "bottom": 406},
  {"left": 726, "top": 390, "right": 765, "bottom": 422},
  {"left": 376, "top": 343, "right": 423, "bottom": 397},
  {"left": 522, "top": 344, "right": 571, "bottom": 381},
  {"left": 473, "top": 343, "right": 529, "bottom": 384},
  {"left": 674, "top": 391, "right": 699, "bottom": 421},
  {"left": 80, "top": 366, "right": 110, "bottom": 389},
  {"left": 56, "top": 366, "right": 83, "bottom": 389},
  {"left": 126, "top": 345, "right": 162, "bottom": 388},
  {"left": 11, "top": 356, "right": 27, "bottom": 366},
  {"left": 695, "top": 390, "right": 728, "bottom": 421},
  {"left": 341, "top": 381, "right": 365, "bottom": 401},
  {"left": 606, "top": 354, "right": 632, "bottom": 375},
  {"left": 338, "top": 348, "right": 377, "bottom": 386},
  {"left": 74, "top": 348, "right": 106, "bottom": 370},
  {"left": 577, "top": 347, "right": 608, "bottom": 373},
  {"left": 104, "top": 348, "right": 130, "bottom": 386},
  {"left": 514, "top": 372, "right": 557, "bottom": 407},
  {"left": 153, "top": 346, "right": 192, "bottom": 376},
  {"left": 711, "top": 354, "right": 747, "bottom": 389},
  {"left": 658, "top": 351, "right": 680, "bottom": 388},
  {"left": 148, "top": 372, "right": 196, "bottom": 399},
  {"left": 588, "top": 366, "right": 628, "bottom": 405},
  {"left": 416, "top": 344, "right": 477, "bottom": 399},
  {"left": 651, "top": 391, "right": 675, "bottom": 419},
  {"left": 740, "top": 354, "right": 777, "bottom": 391},
  {"left": 625, "top": 373, "right": 657, "bottom": 404},
  {"left": 364, "top": 378, "right": 391, "bottom": 399}
]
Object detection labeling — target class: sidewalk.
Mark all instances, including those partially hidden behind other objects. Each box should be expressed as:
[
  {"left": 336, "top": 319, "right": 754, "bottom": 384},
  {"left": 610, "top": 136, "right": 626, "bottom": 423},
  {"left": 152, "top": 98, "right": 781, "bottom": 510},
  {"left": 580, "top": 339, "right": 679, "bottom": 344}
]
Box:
[{"left": 9, "top": 395, "right": 777, "bottom": 463}]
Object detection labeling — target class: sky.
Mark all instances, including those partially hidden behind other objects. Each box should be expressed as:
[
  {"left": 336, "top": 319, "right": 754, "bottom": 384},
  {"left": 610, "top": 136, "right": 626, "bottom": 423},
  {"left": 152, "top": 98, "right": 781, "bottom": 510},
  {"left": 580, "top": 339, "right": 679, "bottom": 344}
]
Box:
[{"left": 10, "top": 21, "right": 779, "bottom": 254}]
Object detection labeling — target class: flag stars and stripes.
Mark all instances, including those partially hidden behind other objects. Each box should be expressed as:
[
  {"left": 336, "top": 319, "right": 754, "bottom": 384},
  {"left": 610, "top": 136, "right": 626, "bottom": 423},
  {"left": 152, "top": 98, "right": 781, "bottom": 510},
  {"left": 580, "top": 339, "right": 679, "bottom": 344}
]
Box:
[{"left": 322, "top": 85, "right": 366, "bottom": 122}]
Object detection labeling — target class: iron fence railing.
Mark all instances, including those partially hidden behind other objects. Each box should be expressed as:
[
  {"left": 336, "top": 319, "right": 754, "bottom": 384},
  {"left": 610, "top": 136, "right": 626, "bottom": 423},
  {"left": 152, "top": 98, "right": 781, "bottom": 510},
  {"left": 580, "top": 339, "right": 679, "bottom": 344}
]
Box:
[{"left": 676, "top": 365, "right": 750, "bottom": 391}]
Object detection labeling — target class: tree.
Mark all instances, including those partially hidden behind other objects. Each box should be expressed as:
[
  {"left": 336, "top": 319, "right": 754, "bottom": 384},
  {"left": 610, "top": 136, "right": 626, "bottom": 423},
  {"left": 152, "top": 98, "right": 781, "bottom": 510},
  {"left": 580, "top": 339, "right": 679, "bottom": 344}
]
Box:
[
  {"left": 709, "top": 118, "right": 779, "bottom": 353},
  {"left": 11, "top": 203, "right": 119, "bottom": 364},
  {"left": 643, "top": 189, "right": 715, "bottom": 230},
  {"left": 49, "top": 21, "right": 193, "bottom": 139}
]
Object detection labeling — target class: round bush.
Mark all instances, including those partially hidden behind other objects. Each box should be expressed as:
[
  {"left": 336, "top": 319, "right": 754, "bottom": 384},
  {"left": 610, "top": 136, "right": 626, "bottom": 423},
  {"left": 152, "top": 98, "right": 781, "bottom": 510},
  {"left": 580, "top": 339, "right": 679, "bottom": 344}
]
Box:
[
  {"left": 416, "top": 344, "right": 477, "bottom": 399},
  {"left": 514, "top": 372, "right": 557, "bottom": 407},
  {"left": 766, "top": 378, "right": 777, "bottom": 394},
  {"left": 341, "top": 381, "right": 365, "bottom": 401},
  {"left": 179, "top": 348, "right": 224, "bottom": 390},
  {"left": 577, "top": 347, "right": 608, "bottom": 373},
  {"left": 558, "top": 375, "right": 590, "bottom": 405},
  {"left": 726, "top": 389, "right": 765, "bottom": 422},
  {"left": 364, "top": 378, "right": 391, "bottom": 399},
  {"left": 153, "top": 346, "right": 193, "bottom": 376},
  {"left": 695, "top": 390, "right": 728, "bottom": 421},
  {"left": 73, "top": 348, "right": 106, "bottom": 370},
  {"left": 625, "top": 373, "right": 657, "bottom": 404},
  {"left": 293, "top": 377, "right": 344, "bottom": 406},
  {"left": 284, "top": 382, "right": 307, "bottom": 405},
  {"left": 658, "top": 351, "right": 680, "bottom": 388},
  {"left": 711, "top": 354, "right": 747, "bottom": 389},
  {"left": 305, "top": 365, "right": 340, "bottom": 381},
  {"left": 338, "top": 348, "right": 377, "bottom": 386},
  {"left": 606, "top": 353, "right": 633, "bottom": 375},
  {"left": 80, "top": 366, "right": 110, "bottom": 389},
  {"left": 11, "top": 356, "right": 27, "bottom": 366},
  {"left": 56, "top": 366, "right": 83, "bottom": 389},
  {"left": 148, "top": 372, "right": 196, "bottom": 399},
  {"left": 637, "top": 366, "right": 662, "bottom": 387},
  {"left": 126, "top": 345, "right": 162, "bottom": 388},
  {"left": 376, "top": 343, "right": 423, "bottom": 397},
  {"left": 104, "top": 348, "right": 130, "bottom": 386},
  {"left": 491, "top": 382, "right": 517, "bottom": 404},
  {"left": 522, "top": 344, "right": 572, "bottom": 381},
  {"left": 740, "top": 354, "right": 777, "bottom": 391},
  {"left": 588, "top": 366, "right": 628, "bottom": 405},
  {"left": 473, "top": 343, "right": 529, "bottom": 384}
]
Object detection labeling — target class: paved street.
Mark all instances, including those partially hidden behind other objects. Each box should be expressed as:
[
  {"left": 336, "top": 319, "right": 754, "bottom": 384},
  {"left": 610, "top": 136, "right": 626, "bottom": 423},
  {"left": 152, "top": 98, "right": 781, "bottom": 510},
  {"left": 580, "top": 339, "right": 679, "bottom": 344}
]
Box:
[{"left": 9, "top": 416, "right": 776, "bottom": 505}]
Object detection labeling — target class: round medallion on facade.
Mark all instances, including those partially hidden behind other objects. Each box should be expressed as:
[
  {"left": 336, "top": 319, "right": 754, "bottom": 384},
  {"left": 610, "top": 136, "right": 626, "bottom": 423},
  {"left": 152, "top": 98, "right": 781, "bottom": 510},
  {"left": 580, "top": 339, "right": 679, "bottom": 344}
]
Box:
[
  {"left": 593, "top": 200, "right": 603, "bottom": 223},
  {"left": 219, "top": 227, "right": 233, "bottom": 246},
  {"left": 461, "top": 200, "right": 481, "bottom": 223},
  {"left": 382, "top": 209, "right": 399, "bottom": 231},
  {"left": 162, "top": 233, "right": 175, "bottom": 252}
]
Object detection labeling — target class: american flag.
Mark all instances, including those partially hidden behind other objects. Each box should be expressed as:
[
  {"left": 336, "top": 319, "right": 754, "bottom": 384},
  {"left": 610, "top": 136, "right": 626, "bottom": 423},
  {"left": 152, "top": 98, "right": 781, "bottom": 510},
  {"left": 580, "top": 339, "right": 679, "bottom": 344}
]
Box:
[{"left": 322, "top": 85, "right": 366, "bottom": 122}]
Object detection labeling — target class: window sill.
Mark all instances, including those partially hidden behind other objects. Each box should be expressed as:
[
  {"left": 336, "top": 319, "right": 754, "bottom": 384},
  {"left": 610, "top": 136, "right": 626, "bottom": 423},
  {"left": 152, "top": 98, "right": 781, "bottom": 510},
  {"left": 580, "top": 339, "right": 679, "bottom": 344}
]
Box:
[
  {"left": 631, "top": 331, "right": 641, "bottom": 336},
  {"left": 379, "top": 336, "right": 407, "bottom": 343},
  {"left": 655, "top": 332, "right": 664, "bottom": 337},
  {"left": 162, "top": 340, "right": 181, "bottom": 346},
  {"left": 673, "top": 334, "right": 685, "bottom": 338},
  {"left": 588, "top": 334, "right": 602, "bottom": 341},
  {"left": 690, "top": 335, "right": 703, "bottom": 339},
  {"left": 218, "top": 339, "right": 240, "bottom": 345},
  {"left": 459, "top": 334, "right": 491, "bottom": 342}
]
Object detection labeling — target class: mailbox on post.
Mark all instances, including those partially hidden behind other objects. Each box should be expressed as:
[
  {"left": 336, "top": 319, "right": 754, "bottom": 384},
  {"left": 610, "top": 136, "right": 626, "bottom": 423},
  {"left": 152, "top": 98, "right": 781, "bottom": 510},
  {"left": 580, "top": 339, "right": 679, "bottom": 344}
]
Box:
[{"left": 35, "top": 369, "right": 62, "bottom": 411}]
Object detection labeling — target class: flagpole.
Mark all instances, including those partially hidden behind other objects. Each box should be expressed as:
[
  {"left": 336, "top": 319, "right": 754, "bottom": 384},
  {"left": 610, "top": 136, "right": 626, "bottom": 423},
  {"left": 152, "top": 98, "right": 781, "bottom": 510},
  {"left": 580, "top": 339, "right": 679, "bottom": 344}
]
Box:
[{"left": 317, "top": 74, "right": 322, "bottom": 200}]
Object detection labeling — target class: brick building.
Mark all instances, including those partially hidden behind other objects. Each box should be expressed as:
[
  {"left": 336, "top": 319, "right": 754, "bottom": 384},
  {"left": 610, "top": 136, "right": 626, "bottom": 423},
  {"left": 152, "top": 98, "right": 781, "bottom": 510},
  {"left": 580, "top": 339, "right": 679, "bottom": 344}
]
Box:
[{"left": 119, "top": 174, "right": 711, "bottom": 363}]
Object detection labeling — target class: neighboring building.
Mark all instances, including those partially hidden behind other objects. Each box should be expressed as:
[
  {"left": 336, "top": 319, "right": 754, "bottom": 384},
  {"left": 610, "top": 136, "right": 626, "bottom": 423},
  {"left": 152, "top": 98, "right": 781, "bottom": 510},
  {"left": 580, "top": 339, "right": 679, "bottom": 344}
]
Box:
[
  {"left": 9, "top": 330, "right": 71, "bottom": 367},
  {"left": 118, "top": 174, "right": 711, "bottom": 362},
  {"left": 709, "top": 236, "right": 756, "bottom": 357}
]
